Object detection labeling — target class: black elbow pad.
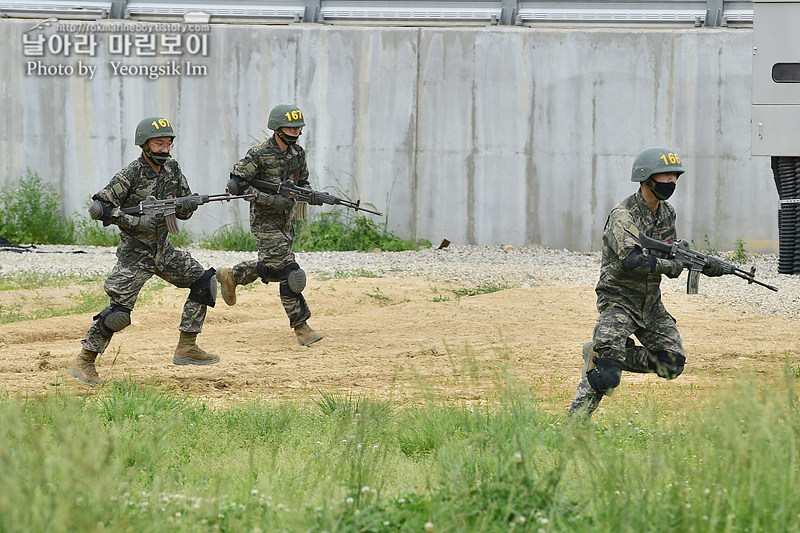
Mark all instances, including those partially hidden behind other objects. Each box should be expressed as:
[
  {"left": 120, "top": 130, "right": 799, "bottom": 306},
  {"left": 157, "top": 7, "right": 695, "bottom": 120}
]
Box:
[
  {"left": 88, "top": 195, "right": 114, "bottom": 222},
  {"left": 623, "top": 246, "right": 657, "bottom": 275}
]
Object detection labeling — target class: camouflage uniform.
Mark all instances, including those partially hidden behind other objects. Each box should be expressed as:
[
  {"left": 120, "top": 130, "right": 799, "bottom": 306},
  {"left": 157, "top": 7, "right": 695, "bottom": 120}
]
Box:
[
  {"left": 569, "top": 189, "right": 684, "bottom": 416},
  {"left": 226, "top": 136, "right": 311, "bottom": 328},
  {"left": 81, "top": 155, "right": 208, "bottom": 354}
]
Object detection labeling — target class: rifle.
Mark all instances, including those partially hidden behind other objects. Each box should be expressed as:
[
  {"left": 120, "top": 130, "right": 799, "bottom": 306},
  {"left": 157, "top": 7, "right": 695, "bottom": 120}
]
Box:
[
  {"left": 626, "top": 227, "right": 778, "bottom": 293},
  {"left": 122, "top": 193, "right": 255, "bottom": 234},
  {"left": 227, "top": 176, "right": 383, "bottom": 216}
]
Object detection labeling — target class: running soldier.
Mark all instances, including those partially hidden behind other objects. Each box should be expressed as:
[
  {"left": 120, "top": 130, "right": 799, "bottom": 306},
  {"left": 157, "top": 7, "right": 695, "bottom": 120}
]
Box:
[
  {"left": 216, "top": 104, "right": 324, "bottom": 346},
  {"left": 69, "top": 116, "right": 219, "bottom": 385},
  {"left": 568, "top": 147, "right": 725, "bottom": 416}
]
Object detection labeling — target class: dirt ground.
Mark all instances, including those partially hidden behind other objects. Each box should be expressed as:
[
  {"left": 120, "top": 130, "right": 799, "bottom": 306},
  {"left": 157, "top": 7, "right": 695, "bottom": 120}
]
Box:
[{"left": 1, "top": 275, "right": 798, "bottom": 414}]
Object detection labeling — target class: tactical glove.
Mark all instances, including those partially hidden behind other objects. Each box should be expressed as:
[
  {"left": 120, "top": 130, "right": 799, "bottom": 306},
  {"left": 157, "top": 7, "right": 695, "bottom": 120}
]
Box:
[
  {"left": 702, "top": 257, "right": 729, "bottom": 277},
  {"left": 268, "top": 194, "right": 293, "bottom": 211},
  {"left": 177, "top": 196, "right": 200, "bottom": 214},
  {"left": 307, "top": 191, "right": 324, "bottom": 206},
  {"left": 654, "top": 258, "right": 684, "bottom": 278},
  {"left": 134, "top": 213, "right": 158, "bottom": 232}
]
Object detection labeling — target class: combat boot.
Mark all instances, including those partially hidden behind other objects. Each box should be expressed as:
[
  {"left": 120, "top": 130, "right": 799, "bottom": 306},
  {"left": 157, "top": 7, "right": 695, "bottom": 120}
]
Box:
[
  {"left": 582, "top": 341, "right": 614, "bottom": 397},
  {"left": 69, "top": 348, "right": 103, "bottom": 385},
  {"left": 295, "top": 322, "right": 323, "bottom": 346},
  {"left": 216, "top": 267, "right": 237, "bottom": 306},
  {"left": 173, "top": 332, "right": 220, "bottom": 365}
]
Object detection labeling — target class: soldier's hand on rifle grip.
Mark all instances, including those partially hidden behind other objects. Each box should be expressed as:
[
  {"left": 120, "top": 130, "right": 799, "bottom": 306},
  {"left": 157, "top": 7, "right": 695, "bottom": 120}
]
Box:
[
  {"left": 307, "top": 191, "right": 324, "bottom": 206},
  {"left": 702, "top": 257, "right": 728, "bottom": 277},
  {"left": 654, "top": 258, "right": 684, "bottom": 278},
  {"left": 176, "top": 196, "right": 200, "bottom": 214},
  {"left": 268, "top": 194, "right": 293, "bottom": 211},
  {"left": 134, "top": 213, "right": 158, "bottom": 233}
]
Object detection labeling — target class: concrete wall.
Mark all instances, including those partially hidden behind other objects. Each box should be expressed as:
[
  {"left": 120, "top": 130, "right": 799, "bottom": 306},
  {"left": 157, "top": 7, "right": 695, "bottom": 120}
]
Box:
[{"left": 0, "top": 20, "right": 777, "bottom": 252}]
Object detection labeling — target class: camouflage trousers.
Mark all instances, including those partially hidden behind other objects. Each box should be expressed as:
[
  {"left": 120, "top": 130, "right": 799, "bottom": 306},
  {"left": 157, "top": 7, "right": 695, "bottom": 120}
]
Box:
[
  {"left": 81, "top": 247, "right": 207, "bottom": 354},
  {"left": 568, "top": 304, "right": 684, "bottom": 417},
  {"left": 228, "top": 227, "right": 311, "bottom": 329}
]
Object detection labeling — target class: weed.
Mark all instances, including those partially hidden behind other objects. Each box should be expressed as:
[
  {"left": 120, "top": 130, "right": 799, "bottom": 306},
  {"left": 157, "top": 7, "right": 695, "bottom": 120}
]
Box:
[
  {"left": 0, "top": 169, "right": 74, "bottom": 244},
  {"left": 452, "top": 283, "right": 511, "bottom": 298},
  {"left": 315, "top": 389, "right": 394, "bottom": 420},
  {"left": 295, "top": 211, "right": 429, "bottom": 252},
  {"left": 73, "top": 203, "right": 120, "bottom": 246},
  {"left": 167, "top": 227, "right": 193, "bottom": 248},
  {"left": 316, "top": 268, "right": 381, "bottom": 281},
  {"left": 702, "top": 234, "right": 718, "bottom": 256},
  {"left": 200, "top": 222, "right": 257, "bottom": 251},
  {"left": 92, "top": 378, "right": 191, "bottom": 422},
  {"left": 365, "top": 287, "right": 391, "bottom": 305},
  {"left": 731, "top": 239, "right": 748, "bottom": 264}
]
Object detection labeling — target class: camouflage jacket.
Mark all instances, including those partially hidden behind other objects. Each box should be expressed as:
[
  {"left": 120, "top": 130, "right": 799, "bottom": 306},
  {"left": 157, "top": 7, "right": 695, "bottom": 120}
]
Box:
[
  {"left": 595, "top": 189, "right": 677, "bottom": 326},
  {"left": 95, "top": 154, "right": 193, "bottom": 263},
  {"left": 230, "top": 135, "right": 309, "bottom": 234}
]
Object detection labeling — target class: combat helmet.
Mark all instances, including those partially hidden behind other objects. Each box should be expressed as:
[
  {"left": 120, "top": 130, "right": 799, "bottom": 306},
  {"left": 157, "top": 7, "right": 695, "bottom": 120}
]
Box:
[
  {"left": 135, "top": 117, "right": 175, "bottom": 146},
  {"left": 631, "top": 147, "right": 684, "bottom": 182},
  {"left": 267, "top": 104, "right": 305, "bottom": 130}
]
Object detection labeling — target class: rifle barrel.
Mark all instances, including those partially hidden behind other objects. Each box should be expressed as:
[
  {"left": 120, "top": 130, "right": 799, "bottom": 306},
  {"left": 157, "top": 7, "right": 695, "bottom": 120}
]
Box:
[{"left": 732, "top": 271, "right": 778, "bottom": 291}]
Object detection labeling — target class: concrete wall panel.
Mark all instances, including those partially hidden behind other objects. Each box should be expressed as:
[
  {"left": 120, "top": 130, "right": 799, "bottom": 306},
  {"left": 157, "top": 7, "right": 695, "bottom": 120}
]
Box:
[{"left": 0, "top": 20, "right": 776, "bottom": 251}]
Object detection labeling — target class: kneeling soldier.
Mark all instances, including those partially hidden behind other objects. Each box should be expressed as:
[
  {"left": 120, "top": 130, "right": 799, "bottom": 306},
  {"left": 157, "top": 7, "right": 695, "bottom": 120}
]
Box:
[{"left": 568, "top": 147, "right": 725, "bottom": 416}]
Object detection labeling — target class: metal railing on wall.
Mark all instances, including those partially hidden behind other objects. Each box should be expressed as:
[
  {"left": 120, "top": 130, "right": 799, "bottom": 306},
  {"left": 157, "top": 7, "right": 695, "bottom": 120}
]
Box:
[{"left": 0, "top": 0, "right": 753, "bottom": 26}]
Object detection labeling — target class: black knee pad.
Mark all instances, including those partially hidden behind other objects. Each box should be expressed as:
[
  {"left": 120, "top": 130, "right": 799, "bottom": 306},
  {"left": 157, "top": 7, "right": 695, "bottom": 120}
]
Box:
[
  {"left": 587, "top": 357, "right": 623, "bottom": 393},
  {"left": 93, "top": 305, "right": 131, "bottom": 339},
  {"left": 649, "top": 351, "right": 685, "bottom": 380},
  {"left": 188, "top": 268, "right": 217, "bottom": 307},
  {"left": 258, "top": 262, "right": 305, "bottom": 296},
  {"left": 286, "top": 265, "right": 306, "bottom": 295}
]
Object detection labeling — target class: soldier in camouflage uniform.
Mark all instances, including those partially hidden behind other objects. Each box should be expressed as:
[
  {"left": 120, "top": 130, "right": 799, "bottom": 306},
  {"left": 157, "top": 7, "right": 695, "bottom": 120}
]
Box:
[
  {"left": 69, "top": 116, "right": 219, "bottom": 386},
  {"left": 215, "top": 104, "right": 325, "bottom": 346},
  {"left": 568, "top": 147, "right": 726, "bottom": 417}
]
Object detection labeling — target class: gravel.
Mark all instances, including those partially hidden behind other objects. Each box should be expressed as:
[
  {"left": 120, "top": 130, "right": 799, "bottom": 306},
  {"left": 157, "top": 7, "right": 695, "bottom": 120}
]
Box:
[{"left": 1, "top": 243, "right": 797, "bottom": 319}]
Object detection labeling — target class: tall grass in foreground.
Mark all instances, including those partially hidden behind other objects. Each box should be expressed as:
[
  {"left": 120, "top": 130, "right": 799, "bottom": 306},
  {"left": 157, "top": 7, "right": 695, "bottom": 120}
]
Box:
[{"left": 1, "top": 373, "right": 800, "bottom": 532}]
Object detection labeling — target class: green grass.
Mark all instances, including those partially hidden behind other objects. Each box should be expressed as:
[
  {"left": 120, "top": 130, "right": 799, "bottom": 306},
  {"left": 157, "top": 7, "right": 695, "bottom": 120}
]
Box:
[
  {"left": 0, "top": 273, "right": 168, "bottom": 324},
  {"left": 2, "top": 371, "right": 800, "bottom": 532},
  {"left": 0, "top": 270, "right": 104, "bottom": 290}
]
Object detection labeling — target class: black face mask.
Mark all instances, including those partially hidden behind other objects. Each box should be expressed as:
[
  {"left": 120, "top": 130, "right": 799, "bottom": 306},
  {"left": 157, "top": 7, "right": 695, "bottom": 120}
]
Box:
[
  {"left": 276, "top": 130, "right": 300, "bottom": 145},
  {"left": 145, "top": 147, "right": 171, "bottom": 166},
  {"left": 647, "top": 180, "right": 676, "bottom": 201}
]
